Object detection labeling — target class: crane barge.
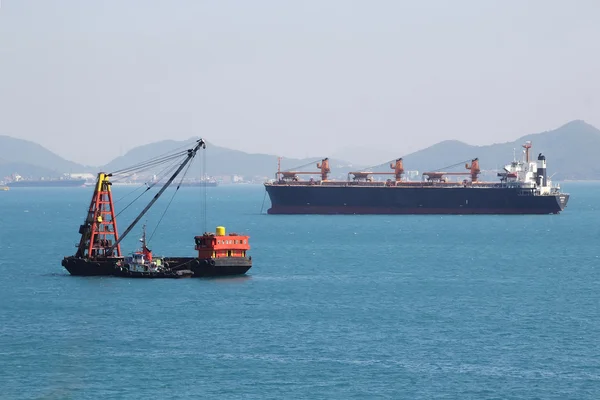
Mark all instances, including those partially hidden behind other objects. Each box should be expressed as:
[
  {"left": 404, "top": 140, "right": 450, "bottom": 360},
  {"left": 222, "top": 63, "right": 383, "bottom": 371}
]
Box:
[{"left": 61, "top": 139, "right": 252, "bottom": 278}]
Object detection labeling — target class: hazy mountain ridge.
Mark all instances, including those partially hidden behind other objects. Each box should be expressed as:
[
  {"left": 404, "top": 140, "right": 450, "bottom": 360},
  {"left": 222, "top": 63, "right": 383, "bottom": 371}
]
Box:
[
  {"left": 0, "top": 161, "right": 60, "bottom": 181},
  {"left": 340, "top": 120, "right": 600, "bottom": 181},
  {"left": 363, "top": 120, "right": 600, "bottom": 180},
  {"left": 0, "top": 135, "right": 95, "bottom": 179},
  {"left": 1, "top": 120, "right": 600, "bottom": 181},
  {"left": 101, "top": 137, "right": 355, "bottom": 180}
]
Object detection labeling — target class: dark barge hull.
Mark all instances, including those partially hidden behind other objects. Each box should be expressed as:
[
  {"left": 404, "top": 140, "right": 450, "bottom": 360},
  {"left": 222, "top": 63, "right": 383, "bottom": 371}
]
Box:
[
  {"left": 264, "top": 185, "right": 570, "bottom": 215},
  {"left": 61, "top": 256, "right": 252, "bottom": 277},
  {"left": 169, "top": 257, "right": 253, "bottom": 277}
]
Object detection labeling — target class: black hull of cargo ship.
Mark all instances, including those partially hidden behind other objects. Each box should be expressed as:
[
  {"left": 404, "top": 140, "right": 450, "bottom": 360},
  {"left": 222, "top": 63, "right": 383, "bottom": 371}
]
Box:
[
  {"left": 61, "top": 256, "right": 252, "bottom": 277},
  {"left": 265, "top": 185, "right": 570, "bottom": 215}
]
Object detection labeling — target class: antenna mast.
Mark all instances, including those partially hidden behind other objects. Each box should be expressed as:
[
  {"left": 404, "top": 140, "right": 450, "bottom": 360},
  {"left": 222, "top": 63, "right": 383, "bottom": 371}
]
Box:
[{"left": 522, "top": 141, "right": 532, "bottom": 163}]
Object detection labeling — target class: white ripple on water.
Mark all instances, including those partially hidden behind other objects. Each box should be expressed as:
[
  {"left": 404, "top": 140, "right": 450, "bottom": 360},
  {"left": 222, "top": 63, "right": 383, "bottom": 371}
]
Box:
[
  {"left": 18, "top": 345, "right": 594, "bottom": 384},
  {"left": 65, "top": 348, "right": 597, "bottom": 383}
]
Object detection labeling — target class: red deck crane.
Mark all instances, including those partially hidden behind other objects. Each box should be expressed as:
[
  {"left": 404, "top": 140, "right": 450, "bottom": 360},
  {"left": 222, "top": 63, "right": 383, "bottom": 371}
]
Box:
[
  {"left": 423, "top": 158, "right": 481, "bottom": 182},
  {"left": 277, "top": 158, "right": 331, "bottom": 182},
  {"left": 348, "top": 158, "right": 405, "bottom": 182}
]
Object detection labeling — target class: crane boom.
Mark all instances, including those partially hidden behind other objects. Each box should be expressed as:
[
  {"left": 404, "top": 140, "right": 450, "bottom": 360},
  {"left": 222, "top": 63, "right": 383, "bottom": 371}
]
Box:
[{"left": 107, "top": 139, "right": 206, "bottom": 254}]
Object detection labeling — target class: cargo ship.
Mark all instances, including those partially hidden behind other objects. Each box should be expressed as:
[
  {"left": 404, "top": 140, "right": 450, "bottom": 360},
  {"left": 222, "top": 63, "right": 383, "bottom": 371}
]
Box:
[
  {"left": 8, "top": 179, "right": 86, "bottom": 188},
  {"left": 178, "top": 179, "right": 218, "bottom": 187},
  {"left": 264, "top": 142, "right": 570, "bottom": 215},
  {"left": 6, "top": 176, "right": 86, "bottom": 187},
  {"left": 61, "top": 139, "right": 252, "bottom": 278}
]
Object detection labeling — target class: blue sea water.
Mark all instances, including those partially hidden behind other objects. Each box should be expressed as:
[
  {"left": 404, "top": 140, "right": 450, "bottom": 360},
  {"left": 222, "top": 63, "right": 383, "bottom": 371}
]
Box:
[{"left": 0, "top": 183, "right": 599, "bottom": 399}]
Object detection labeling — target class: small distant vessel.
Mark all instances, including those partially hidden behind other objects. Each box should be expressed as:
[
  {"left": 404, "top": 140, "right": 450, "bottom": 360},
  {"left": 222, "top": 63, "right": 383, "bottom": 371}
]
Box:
[
  {"left": 61, "top": 139, "right": 253, "bottom": 278},
  {"left": 6, "top": 174, "right": 86, "bottom": 188},
  {"left": 178, "top": 179, "right": 218, "bottom": 187},
  {"left": 0, "top": 186, "right": 8, "bottom": 191}
]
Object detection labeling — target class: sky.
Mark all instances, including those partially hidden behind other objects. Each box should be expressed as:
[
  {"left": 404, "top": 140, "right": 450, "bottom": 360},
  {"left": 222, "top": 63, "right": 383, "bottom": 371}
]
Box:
[{"left": 1, "top": 0, "right": 599, "bottom": 166}]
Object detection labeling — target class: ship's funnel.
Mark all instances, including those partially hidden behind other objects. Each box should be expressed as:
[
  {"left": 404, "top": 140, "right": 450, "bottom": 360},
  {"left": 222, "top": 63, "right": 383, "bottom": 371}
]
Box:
[
  {"left": 216, "top": 226, "right": 226, "bottom": 236},
  {"left": 537, "top": 153, "right": 547, "bottom": 186}
]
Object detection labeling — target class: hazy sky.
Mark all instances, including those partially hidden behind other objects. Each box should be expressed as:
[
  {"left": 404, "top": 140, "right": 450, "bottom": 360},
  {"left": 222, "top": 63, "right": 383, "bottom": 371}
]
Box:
[{"left": 1, "top": 0, "right": 599, "bottom": 166}]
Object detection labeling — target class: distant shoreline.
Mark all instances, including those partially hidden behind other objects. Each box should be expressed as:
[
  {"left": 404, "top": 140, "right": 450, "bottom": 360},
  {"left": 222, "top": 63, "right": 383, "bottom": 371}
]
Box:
[{"left": 562, "top": 180, "right": 600, "bottom": 183}]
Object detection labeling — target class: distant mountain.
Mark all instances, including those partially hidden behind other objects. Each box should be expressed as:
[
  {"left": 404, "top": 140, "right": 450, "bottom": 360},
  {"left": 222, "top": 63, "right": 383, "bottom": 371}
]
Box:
[
  {"left": 0, "top": 161, "right": 59, "bottom": 181},
  {"left": 331, "top": 146, "right": 401, "bottom": 168},
  {"left": 363, "top": 120, "right": 600, "bottom": 181},
  {"left": 3, "top": 119, "right": 600, "bottom": 182},
  {"left": 0, "top": 134, "right": 355, "bottom": 182},
  {"left": 416, "top": 120, "right": 600, "bottom": 180},
  {"left": 101, "top": 138, "right": 356, "bottom": 180},
  {"left": 0, "top": 135, "right": 91, "bottom": 179}
]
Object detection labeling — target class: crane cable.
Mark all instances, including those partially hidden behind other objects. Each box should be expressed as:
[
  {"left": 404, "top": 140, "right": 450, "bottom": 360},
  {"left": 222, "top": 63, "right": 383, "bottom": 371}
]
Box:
[
  {"left": 202, "top": 147, "right": 207, "bottom": 233},
  {"left": 355, "top": 158, "right": 401, "bottom": 173},
  {"left": 110, "top": 151, "right": 188, "bottom": 178},
  {"left": 282, "top": 158, "right": 322, "bottom": 172},
  {"left": 109, "top": 140, "right": 196, "bottom": 175},
  {"left": 429, "top": 159, "right": 473, "bottom": 172},
  {"left": 114, "top": 154, "right": 186, "bottom": 218},
  {"left": 147, "top": 154, "right": 196, "bottom": 244},
  {"left": 113, "top": 157, "right": 183, "bottom": 205}
]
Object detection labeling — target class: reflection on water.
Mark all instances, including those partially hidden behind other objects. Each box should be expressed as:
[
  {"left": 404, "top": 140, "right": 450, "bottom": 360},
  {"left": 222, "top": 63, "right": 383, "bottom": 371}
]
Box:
[
  {"left": 42, "top": 272, "right": 253, "bottom": 284},
  {"left": 199, "top": 275, "right": 252, "bottom": 284}
]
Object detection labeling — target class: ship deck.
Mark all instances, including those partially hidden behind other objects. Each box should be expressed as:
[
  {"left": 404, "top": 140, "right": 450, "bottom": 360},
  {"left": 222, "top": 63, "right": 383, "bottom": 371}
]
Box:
[{"left": 266, "top": 181, "right": 532, "bottom": 189}]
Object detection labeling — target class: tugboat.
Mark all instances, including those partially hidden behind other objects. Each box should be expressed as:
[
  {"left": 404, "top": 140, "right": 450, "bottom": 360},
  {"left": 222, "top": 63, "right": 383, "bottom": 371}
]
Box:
[
  {"left": 60, "top": 138, "right": 253, "bottom": 278},
  {"left": 114, "top": 225, "right": 194, "bottom": 278}
]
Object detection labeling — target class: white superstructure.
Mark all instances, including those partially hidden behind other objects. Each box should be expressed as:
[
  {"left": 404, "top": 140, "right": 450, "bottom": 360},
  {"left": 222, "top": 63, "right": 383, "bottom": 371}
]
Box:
[{"left": 498, "top": 141, "right": 561, "bottom": 195}]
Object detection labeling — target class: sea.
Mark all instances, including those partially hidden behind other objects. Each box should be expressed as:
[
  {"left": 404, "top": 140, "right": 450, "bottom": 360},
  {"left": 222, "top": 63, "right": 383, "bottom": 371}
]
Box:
[{"left": 0, "top": 183, "right": 599, "bottom": 399}]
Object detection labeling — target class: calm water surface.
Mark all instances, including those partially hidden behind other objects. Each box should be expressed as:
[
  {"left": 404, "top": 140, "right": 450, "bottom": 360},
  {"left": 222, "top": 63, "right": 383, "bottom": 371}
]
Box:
[{"left": 0, "top": 183, "right": 599, "bottom": 399}]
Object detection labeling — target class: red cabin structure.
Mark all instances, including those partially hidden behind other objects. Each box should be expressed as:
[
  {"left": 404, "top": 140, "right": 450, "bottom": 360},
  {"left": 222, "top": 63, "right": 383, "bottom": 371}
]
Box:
[{"left": 194, "top": 226, "right": 250, "bottom": 260}]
